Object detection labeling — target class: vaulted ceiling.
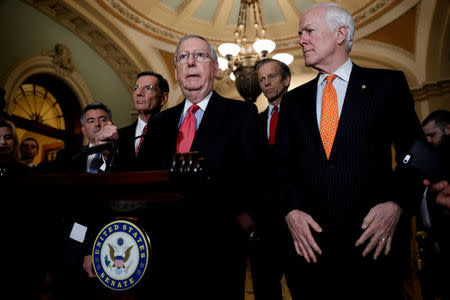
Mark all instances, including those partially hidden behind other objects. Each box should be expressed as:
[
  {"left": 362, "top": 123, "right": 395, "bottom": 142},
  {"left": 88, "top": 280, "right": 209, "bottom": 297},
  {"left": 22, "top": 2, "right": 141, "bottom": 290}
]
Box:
[{"left": 23, "top": 0, "right": 450, "bottom": 110}]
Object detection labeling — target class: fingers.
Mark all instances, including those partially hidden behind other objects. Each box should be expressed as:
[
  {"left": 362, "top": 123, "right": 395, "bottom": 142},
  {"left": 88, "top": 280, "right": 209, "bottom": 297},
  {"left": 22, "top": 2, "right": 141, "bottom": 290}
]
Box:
[
  {"left": 286, "top": 210, "right": 322, "bottom": 263},
  {"left": 83, "top": 255, "right": 96, "bottom": 278}
]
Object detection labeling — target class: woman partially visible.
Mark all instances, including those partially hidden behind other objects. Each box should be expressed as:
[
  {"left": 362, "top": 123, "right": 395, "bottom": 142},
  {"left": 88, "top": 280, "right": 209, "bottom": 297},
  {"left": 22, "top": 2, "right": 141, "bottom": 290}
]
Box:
[{"left": 0, "top": 119, "right": 30, "bottom": 179}]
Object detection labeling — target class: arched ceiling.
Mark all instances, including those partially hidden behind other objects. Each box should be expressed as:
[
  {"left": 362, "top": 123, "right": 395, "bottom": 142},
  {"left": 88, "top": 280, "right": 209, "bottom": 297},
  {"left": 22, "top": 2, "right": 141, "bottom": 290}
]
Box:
[{"left": 22, "top": 0, "right": 449, "bottom": 110}]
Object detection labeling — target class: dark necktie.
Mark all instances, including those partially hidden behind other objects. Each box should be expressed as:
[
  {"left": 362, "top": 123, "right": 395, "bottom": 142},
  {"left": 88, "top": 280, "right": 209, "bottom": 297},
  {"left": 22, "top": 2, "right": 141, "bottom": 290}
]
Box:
[
  {"left": 176, "top": 104, "right": 199, "bottom": 153},
  {"left": 269, "top": 105, "right": 279, "bottom": 146},
  {"left": 88, "top": 152, "right": 103, "bottom": 173},
  {"left": 136, "top": 125, "right": 147, "bottom": 157}
]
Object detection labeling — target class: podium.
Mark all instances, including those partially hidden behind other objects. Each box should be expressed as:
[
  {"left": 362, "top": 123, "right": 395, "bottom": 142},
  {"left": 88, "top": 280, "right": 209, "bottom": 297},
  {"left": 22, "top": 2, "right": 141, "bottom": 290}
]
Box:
[{"left": 25, "top": 171, "right": 184, "bottom": 299}]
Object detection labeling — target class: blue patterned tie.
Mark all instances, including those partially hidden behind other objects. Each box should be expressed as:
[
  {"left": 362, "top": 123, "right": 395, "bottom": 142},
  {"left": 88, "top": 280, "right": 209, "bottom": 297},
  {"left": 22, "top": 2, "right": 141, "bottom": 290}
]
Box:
[{"left": 88, "top": 152, "right": 103, "bottom": 173}]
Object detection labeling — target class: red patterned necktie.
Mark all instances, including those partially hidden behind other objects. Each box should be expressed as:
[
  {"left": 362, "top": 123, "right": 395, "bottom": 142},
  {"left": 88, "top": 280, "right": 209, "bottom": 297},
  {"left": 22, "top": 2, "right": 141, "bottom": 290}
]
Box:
[
  {"left": 136, "top": 125, "right": 147, "bottom": 157},
  {"left": 269, "top": 105, "right": 279, "bottom": 146},
  {"left": 320, "top": 74, "right": 338, "bottom": 159},
  {"left": 176, "top": 104, "right": 199, "bottom": 153}
]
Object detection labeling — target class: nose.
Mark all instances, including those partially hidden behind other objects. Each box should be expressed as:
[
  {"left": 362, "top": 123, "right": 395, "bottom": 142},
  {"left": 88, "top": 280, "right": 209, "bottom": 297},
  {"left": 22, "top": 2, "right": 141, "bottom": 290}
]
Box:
[
  {"left": 299, "top": 33, "right": 308, "bottom": 46},
  {"left": 187, "top": 53, "right": 196, "bottom": 66}
]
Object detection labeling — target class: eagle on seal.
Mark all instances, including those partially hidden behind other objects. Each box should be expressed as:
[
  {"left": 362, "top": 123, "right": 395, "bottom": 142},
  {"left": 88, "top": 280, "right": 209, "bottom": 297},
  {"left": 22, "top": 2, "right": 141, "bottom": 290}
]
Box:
[{"left": 108, "top": 243, "right": 133, "bottom": 269}]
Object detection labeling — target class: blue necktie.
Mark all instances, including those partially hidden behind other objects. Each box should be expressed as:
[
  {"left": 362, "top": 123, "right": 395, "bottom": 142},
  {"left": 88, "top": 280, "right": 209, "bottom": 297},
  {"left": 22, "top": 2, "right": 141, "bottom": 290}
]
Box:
[{"left": 88, "top": 152, "right": 103, "bottom": 173}]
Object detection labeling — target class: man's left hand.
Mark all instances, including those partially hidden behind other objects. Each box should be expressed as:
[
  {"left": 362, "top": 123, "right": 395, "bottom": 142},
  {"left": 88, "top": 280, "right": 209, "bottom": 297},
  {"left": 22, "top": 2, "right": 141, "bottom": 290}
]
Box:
[{"left": 355, "top": 201, "right": 402, "bottom": 259}]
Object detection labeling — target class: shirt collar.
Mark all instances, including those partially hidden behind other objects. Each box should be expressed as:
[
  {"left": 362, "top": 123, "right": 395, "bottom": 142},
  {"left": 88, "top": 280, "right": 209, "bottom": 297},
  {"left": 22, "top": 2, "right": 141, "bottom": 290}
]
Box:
[
  {"left": 136, "top": 116, "right": 147, "bottom": 132},
  {"left": 319, "top": 58, "right": 353, "bottom": 86},
  {"left": 182, "top": 91, "right": 212, "bottom": 114},
  {"left": 268, "top": 102, "right": 280, "bottom": 115}
]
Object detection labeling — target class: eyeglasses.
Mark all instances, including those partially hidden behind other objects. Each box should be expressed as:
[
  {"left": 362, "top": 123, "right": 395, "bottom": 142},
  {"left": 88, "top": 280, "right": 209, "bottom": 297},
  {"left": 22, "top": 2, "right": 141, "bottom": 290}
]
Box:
[
  {"left": 175, "top": 50, "right": 212, "bottom": 64},
  {"left": 134, "top": 85, "right": 158, "bottom": 94}
]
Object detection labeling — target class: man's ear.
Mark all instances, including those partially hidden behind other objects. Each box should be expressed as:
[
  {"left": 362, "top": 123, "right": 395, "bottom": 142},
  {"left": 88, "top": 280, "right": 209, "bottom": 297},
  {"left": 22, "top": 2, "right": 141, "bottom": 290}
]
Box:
[
  {"left": 444, "top": 124, "right": 450, "bottom": 136},
  {"left": 160, "top": 92, "right": 169, "bottom": 107},
  {"left": 336, "top": 25, "right": 348, "bottom": 46}
]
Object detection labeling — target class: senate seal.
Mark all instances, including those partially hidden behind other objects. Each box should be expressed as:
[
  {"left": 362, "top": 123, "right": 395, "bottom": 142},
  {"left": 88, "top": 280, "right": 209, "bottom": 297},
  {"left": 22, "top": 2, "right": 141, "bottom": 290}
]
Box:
[{"left": 92, "top": 220, "right": 151, "bottom": 291}]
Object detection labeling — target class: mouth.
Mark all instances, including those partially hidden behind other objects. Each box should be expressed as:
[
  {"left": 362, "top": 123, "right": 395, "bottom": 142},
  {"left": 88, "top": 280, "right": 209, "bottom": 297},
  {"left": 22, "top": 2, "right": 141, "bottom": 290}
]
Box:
[
  {"left": 303, "top": 49, "right": 312, "bottom": 56},
  {"left": 186, "top": 73, "right": 200, "bottom": 79}
]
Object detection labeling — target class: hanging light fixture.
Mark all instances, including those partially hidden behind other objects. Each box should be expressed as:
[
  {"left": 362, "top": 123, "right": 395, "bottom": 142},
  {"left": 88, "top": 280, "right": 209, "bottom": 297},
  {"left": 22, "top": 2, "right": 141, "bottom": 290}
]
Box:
[{"left": 218, "top": 0, "right": 293, "bottom": 102}]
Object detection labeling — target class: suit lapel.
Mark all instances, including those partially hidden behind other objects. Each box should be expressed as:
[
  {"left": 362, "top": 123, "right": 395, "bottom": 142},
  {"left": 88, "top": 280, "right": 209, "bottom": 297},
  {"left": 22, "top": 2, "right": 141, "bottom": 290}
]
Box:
[
  {"left": 191, "top": 92, "right": 225, "bottom": 151},
  {"left": 168, "top": 101, "right": 185, "bottom": 151},
  {"left": 303, "top": 76, "right": 323, "bottom": 152},
  {"left": 331, "top": 64, "right": 368, "bottom": 159}
]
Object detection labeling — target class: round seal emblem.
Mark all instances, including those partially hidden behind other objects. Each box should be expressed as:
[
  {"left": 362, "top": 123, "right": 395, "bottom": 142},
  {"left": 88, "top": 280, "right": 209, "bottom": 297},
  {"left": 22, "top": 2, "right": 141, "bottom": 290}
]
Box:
[{"left": 92, "top": 220, "right": 151, "bottom": 291}]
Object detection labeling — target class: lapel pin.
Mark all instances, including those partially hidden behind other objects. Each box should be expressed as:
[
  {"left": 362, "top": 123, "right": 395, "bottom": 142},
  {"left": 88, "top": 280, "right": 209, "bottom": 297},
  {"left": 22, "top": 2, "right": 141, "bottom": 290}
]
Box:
[{"left": 361, "top": 84, "right": 367, "bottom": 89}]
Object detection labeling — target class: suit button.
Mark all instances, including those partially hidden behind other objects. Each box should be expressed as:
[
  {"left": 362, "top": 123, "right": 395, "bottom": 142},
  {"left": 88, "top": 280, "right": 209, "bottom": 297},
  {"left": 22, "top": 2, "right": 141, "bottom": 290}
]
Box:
[{"left": 328, "top": 163, "right": 336, "bottom": 169}]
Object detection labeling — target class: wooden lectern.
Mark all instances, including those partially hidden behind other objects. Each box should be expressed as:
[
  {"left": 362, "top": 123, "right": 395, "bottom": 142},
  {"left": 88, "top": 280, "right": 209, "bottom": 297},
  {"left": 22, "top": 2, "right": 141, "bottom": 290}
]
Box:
[{"left": 27, "top": 170, "right": 184, "bottom": 299}]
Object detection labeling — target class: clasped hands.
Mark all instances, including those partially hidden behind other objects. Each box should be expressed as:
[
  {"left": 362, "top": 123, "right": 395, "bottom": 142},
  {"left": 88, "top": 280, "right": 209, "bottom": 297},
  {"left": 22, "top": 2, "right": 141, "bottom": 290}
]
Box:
[{"left": 285, "top": 201, "right": 402, "bottom": 263}]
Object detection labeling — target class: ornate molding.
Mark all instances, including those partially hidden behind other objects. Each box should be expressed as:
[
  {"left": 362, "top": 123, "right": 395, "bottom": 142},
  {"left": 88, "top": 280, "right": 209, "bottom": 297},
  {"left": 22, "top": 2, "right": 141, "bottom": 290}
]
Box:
[
  {"left": 411, "top": 79, "right": 450, "bottom": 101},
  {"left": 97, "top": 0, "right": 402, "bottom": 52},
  {"left": 42, "top": 43, "right": 76, "bottom": 73},
  {"left": 22, "top": 0, "right": 141, "bottom": 91},
  {"left": 0, "top": 52, "right": 93, "bottom": 115}
]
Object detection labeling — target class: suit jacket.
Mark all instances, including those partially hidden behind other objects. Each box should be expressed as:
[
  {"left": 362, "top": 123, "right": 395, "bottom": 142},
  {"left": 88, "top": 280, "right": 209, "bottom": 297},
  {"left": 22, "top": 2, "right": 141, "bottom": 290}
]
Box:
[
  {"left": 115, "top": 121, "right": 144, "bottom": 171},
  {"left": 138, "top": 91, "right": 263, "bottom": 298},
  {"left": 140, "top": 90, "right": 262, "bottom": 215},
  {"left": 276, "top": 64, "right": 425, "bottom": 253}
]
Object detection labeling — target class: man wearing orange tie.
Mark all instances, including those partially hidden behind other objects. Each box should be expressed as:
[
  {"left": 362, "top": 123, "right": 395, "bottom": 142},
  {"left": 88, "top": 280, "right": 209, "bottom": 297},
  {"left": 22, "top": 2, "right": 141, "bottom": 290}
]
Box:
[{"left": 276, "top": 3, "right": 425, "bottom": 299}]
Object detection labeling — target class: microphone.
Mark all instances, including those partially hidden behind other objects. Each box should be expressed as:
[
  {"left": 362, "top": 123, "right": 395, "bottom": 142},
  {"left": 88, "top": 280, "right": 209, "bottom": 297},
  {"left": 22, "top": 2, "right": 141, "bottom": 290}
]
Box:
[{"left": 71, "top": 141, "right": 115, "bottom": 160}]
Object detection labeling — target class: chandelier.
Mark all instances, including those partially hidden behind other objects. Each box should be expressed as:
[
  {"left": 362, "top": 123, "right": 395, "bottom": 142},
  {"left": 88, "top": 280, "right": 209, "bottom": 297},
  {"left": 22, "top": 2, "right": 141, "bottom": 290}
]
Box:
[{"left": 217, "top": 0, "right": 293, "bottom": 102}]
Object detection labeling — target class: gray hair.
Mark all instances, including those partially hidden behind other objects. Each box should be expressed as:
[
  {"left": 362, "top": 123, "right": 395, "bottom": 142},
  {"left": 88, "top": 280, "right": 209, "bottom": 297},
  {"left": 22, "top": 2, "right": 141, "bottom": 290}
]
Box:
[
  {"left": 311, "top": 3, "right": 354, "bottom": 52},
  {"left": 80, "top": 102, "right": 112, "bottom": 126},
  {"left": 174, "top": 34, "right": 218, "bottom": 66}
]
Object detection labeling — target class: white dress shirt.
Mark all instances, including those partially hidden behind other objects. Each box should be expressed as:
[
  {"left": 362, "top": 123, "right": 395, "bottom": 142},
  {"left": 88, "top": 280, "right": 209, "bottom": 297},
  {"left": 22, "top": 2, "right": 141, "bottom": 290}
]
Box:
[{"left": 316, "top": 58, "right": 353, "bottom": 129}]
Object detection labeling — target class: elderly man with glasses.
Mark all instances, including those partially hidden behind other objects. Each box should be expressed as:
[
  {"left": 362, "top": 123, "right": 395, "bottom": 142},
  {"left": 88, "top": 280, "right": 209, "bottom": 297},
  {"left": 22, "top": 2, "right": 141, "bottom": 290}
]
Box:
[{"left": 139, "top": 34, "right": 263, "bottom": 300}]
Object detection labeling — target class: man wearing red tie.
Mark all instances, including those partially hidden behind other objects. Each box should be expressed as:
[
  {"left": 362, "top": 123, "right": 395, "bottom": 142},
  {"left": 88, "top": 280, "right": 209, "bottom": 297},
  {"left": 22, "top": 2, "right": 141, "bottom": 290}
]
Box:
[
  {"left": 139, "top": 34, "right": 262, "bottom": 299},
  {"left": 276, "top": 3, "right": 425, "bottom": 299},
  {"left": 250, "top": 58, "right": 291, "bottom": 300}
]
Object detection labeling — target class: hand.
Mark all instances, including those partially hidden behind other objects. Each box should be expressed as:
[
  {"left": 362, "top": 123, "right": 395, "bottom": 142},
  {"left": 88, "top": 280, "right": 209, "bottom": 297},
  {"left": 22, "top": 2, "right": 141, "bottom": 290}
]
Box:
[
  {"left": 285, "top": 209, "right": 323, "bottom": 263},
  {"left": 94, "top": 121, "right": 118, "bottom": 145},
  {"left": 424, "top": 179, "right": 450, "bottom": 212},
  {"left": 355, "top": 201, "right": 402, "bottom": 259},
  {"left": 83, "top": 255, "right": 96, "bottom": 278},
  {"left": 236, "top": 212, "right": 255, "bottom": 233}
]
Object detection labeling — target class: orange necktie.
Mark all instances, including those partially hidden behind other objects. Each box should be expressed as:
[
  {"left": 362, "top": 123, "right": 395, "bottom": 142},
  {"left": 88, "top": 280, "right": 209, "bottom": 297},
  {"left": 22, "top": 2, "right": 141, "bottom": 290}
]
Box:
[
  {"left": 176, "top": 104, "right": 199, "bottom": 153},
  {"left": 320, "top": 74, "right": 338, "bottom": 159}
]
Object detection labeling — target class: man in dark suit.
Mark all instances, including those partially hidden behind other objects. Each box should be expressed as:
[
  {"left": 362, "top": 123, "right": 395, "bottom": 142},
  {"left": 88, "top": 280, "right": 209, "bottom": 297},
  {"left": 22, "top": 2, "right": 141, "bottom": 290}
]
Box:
[
  {"left": 45, "top": 102, "right": 116, "bottom": 299},
  {"left": 418, "top": 110, "right": 450, "bottom": 300},
  {"left": 114, "top": 71, "right": 169, "bottom": 171},
  {"left": 139, "top": 34, "right": 262, "bottom": 299},
  {"left": 250, "top": 58, "right": 291, "bottom": 300},
  {"left": 276, "top": 3, "right": 425, "bottom": 299}
]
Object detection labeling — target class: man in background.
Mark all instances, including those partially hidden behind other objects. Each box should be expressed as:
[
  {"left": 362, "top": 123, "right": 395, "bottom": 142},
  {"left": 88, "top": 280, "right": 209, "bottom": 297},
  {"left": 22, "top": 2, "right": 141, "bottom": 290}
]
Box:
[
  {"left": 250, "top": 58, "right": 291, "bottom": 300},
  {"left": 19, "top": 137, "right": 39, "bottom": 167},
  {"left": 418, "top": 109, "right": 450, "bottom": 300},
  {"left": 115, "top": 71, "right": 169, "bottom": 171}
]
